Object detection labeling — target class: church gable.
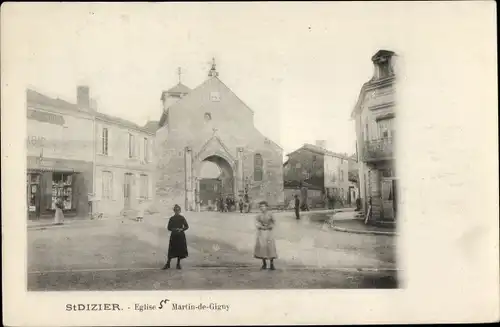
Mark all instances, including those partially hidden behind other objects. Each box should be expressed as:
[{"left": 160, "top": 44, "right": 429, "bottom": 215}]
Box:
[{"left": 167, "top": 77, "right": 254, "bottom": 129}]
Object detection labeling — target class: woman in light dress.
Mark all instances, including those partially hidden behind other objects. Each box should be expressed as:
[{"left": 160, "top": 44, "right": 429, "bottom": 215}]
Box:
[
  {"left": 254, "top": 201, "right": 278, "bottom": 270},
  {"left": 54, "top": 197, "right": 64, "bottom": 225}
]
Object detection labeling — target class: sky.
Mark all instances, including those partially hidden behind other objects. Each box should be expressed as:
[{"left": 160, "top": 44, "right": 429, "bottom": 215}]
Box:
[{"left": 20, "top": 2, "right": 412, "bottom": 157}]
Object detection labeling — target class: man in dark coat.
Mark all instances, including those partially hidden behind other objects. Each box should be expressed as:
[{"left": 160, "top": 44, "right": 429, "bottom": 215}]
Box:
[
  {"left": 239, "top": 197, "right": 244, "bottom": 213},
  {"left": 219, "top": 196, "right": 225, "bottom": 212},
  {"left": 294, "top": 194, "right": 300, "bottom": 220}
]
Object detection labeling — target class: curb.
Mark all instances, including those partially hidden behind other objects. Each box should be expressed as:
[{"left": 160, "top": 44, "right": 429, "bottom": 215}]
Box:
[
  {"left": 27, "top": 215, "right": 127, "bottom": 230},
  {"left": 28, "top": 266, "right": 400, "bottom": 274},
  {"left": 332, "top": 226, "right": 397, "bottom": 236}
]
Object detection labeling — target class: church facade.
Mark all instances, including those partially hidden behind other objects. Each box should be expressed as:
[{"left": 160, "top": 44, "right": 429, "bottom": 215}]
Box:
[{"left": 154, "top": 62, "right": 284, "bottom": 212}]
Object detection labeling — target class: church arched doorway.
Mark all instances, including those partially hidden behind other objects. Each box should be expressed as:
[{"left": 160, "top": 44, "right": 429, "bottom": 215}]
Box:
[{"left": 197, "top": 155, "right": 235, "bottom": 211}]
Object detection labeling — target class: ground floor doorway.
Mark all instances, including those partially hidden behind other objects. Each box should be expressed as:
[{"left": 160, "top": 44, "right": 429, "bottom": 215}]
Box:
[
  {"left": 27, "top": 170, "right": 78, "bottom": 219},
  {"left": 381, "top": 178, "right": 397, "bottom": 220},
  {"left": 123, "top": 173, "right": 133, "bottom": 210}
]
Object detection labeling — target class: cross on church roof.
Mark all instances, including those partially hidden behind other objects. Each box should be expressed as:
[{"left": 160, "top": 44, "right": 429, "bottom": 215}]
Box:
[
  {"left": 177, "top": 67, "right": 182, "bottom": 83},
  {"left": 208, "top": 57, "right": 219, "bottom": 78}
]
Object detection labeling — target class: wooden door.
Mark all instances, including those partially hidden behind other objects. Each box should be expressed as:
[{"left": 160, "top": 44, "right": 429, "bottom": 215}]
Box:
[
  {"left": 124, "top": 173, "right": 132, "bottom": 209},
  {"left": 381, "top": 178, "right": 395, "bottom": 220}
]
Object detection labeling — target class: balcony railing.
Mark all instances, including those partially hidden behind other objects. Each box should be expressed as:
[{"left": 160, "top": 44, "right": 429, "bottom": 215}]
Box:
[{"left": 363, "top": 137, "right": 393, "bottom": 162}]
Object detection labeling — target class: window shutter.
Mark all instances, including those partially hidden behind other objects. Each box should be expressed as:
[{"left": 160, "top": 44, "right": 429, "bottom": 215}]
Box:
[
  {"left": 135, "top": 135, "right": 140, "bottom": 159},
  {"left": 139, "top": 137, "right": 144, "bottom": 162},
  {"left": 149, "top": 139, "right": 154, "bottom": 163},
  {"left": 107, "top": 128, "right": 112, "bottom": 156},
  {"left": 97, "top": 124, "right": 103, "bottom": 154},
  {"left": 126, "top": 133, "right": 131, "bottom": 158},
  {"left": 127, "top": 133, "right": 132, "bottom": 158},
  {"left": 112, "top": 172, "right": 118, "bottom": 201},
  {"left": 95, "top": 169, "right": 102, "bottom": 200}
]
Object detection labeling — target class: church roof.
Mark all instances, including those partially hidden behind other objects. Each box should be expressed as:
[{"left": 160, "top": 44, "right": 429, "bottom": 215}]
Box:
[
  {"left": 160, "top": 83, "right": 191, "bottom": 100},
  {"left": 168, "top": 83, "right": 191, "bottom": 94}
]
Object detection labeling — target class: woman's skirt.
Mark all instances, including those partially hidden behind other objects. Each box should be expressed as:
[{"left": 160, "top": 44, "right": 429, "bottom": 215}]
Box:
[
  {"left": 254, "top": 229, "right": 277, "bottom": 259},
  {"left": 167, "top": 231, "right": 188, "bottom": 259},
  {"left": 54, "top": 208, "right": 64, "bottom": 224}
]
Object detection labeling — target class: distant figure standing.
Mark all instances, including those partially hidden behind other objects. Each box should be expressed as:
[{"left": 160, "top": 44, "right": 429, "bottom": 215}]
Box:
[
  {"left": 163, "top": 204, "right": 189, "bottom": 270},
  {"left": 54, "top": 197, "right": 64, "bottom": 225},
  {"left": 355, "top": 197, "right": 362, "bottom": 211},
  {"left": 244, "top": 193, "right": 251, "bottom": 213},
  {"left": 331, "top": 194, "right": 336, "bottom": 210},
  {"left": 239, "top": 197, "right": 244, "bottom": 213},
  {"left": 254, "top": 201, "right": 277, "bottom": 270},
  {"left": 219, "top": 196, "right": 225, "bottom": 212},
  {"left": 136, "top": 199, "right": 147, "bottom": 222},
  {"left": 294, "top": 194, "right": 300, "bottom": 220}
]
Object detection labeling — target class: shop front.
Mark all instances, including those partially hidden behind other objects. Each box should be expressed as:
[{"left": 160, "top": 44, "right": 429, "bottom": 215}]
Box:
[{"left": 27, "top": 156, "right": 93, "bottom": 220}]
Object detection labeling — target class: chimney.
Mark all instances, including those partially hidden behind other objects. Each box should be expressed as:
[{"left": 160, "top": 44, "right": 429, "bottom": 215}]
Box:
[
  {"left": 77, "top": 86, "right": 90, "bottom": 109},
  {"left": 371, "top": 50, "right": 396, "bottom": 80},
  {"left": 315, "top": 140, "right": 327, "bottom": 149}
]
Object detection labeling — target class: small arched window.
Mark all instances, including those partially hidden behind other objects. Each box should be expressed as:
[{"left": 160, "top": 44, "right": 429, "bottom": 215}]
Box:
[{"left": 254, "top": 153, "right": 263, "bottom": 181}]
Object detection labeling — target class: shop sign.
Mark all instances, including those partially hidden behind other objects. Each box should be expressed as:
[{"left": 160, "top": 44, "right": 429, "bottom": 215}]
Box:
[
  {"left": 27, "top": 157, "right": 76, "bottom": 172},
  {"left": 27, "top": 109, "right": 65, "bottom": 126}
]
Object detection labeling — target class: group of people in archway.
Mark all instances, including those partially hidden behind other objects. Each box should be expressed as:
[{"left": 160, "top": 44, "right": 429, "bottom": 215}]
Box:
[{"left": 215, "top": 194, "right": 251, "bottom": 213}]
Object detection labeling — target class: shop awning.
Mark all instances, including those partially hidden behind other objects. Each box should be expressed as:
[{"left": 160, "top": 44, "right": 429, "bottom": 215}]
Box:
[
  {"left": 27, "top": 167, "right": 75, "bottom": 173},
  {"left": 27, "top": 156, "right": 84, "bottom": 172}
]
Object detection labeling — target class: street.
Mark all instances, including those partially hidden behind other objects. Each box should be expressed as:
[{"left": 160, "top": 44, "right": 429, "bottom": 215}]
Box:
[{"left": 28, "top": 210, "right": 398, "bottom": 290}]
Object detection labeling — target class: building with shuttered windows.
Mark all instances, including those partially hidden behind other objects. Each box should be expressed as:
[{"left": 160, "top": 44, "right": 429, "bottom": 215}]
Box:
[{"left": 26, "top": 86, "right": 155, "bottom": 220}]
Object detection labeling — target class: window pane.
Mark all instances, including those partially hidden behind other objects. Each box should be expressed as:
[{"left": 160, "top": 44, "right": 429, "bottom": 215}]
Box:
[
  {"left": 128, "top": 134, "right": 134, "bottom": 158},
  {"left": 254, "top": 154, "right": 263, "bottom": 181},
  {"left": 102, "top": 128, "right": 108, "bottom": 155}
]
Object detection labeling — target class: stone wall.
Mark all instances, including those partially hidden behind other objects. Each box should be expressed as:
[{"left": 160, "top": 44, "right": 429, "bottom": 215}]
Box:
[{"left": 284, "top": 149, "right": 325, "bottom": 189}]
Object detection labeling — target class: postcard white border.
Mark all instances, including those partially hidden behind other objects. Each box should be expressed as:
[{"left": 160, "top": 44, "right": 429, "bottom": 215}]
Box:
[{"left": 2, "top": 2, "right": 499, "bottom": 325}]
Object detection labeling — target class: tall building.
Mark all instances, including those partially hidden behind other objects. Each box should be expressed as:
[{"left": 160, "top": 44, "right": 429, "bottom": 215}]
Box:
[
  {"left": 351, "top": 49, "right": 397, "bottom": 223},
  {"left": 155, "top": 60, "right": 284, "bottom": 211}
]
